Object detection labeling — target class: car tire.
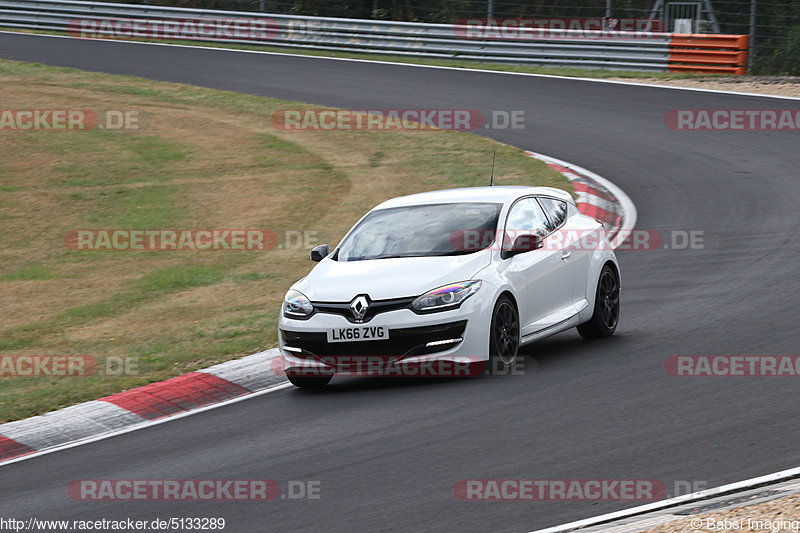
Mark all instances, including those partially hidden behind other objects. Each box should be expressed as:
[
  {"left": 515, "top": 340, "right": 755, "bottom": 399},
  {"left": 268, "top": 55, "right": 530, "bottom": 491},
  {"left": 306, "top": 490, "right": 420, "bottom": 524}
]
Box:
[
  {"left": 577, "top": 264, "right": 619, "bottom": 339},
  {"left": 488, "top": 295, "right": 520, "bottom": 369},
  {"left": 287, "top": 374, "right": 333, "bottom": 388}
]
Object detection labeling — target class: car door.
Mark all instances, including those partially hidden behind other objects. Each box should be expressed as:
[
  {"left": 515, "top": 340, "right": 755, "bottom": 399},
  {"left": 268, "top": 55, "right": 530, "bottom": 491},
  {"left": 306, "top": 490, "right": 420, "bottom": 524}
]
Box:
[
  {"left": 537, "top": 197, "right": 584, "bottom": 308},
  {"left": 501, "top": 197, "right": 574, "bottom": 336}
]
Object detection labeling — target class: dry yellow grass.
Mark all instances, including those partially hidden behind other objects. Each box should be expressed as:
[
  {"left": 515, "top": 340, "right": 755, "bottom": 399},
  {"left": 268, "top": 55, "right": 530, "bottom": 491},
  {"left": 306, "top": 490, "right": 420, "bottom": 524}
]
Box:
[{"left": 0, "top": 59, "right": 570, "bottom": 422}]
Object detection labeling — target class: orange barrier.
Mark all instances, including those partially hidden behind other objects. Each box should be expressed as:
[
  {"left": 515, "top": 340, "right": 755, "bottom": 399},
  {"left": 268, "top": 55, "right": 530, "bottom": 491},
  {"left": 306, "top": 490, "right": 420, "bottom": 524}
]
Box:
[{"left": 669, "top": 34, "right": 749, "bottom": 75}]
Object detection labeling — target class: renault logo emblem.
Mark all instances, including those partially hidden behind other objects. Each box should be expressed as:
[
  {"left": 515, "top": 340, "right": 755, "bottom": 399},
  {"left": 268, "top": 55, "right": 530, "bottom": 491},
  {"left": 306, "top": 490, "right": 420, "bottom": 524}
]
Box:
[{"left": 350, "top": 295, "right": 369, "bottom": 321}]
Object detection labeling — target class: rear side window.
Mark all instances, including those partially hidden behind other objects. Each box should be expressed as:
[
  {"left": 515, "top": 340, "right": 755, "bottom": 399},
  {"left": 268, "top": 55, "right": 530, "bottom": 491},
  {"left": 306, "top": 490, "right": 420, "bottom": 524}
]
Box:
[
  {"left": 538, "top": 197, "right": 568, "bottom": 231},
  {"left": 505, "top": 197, "right": 550, "bottom": 240}
]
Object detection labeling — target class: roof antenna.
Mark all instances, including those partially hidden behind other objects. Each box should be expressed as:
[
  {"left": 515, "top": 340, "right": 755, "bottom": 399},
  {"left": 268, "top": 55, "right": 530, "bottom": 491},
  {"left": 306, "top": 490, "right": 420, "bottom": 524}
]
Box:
[{"left": 489, "top": 150, "right": 496, "bottom": 186}]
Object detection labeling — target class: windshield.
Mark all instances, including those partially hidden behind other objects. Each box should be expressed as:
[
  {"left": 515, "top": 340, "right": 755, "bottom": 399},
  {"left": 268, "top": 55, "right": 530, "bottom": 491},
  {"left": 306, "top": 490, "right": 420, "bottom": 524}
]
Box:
[{"left": 336, "top": 202, "right": 502, "bottom": 262}]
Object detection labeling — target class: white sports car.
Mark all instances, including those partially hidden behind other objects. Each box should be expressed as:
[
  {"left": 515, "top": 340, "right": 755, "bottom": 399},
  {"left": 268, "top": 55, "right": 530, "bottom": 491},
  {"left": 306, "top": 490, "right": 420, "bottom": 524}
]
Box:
[{"left": 279, "top": 186, "right": 620, "bottom": 388}]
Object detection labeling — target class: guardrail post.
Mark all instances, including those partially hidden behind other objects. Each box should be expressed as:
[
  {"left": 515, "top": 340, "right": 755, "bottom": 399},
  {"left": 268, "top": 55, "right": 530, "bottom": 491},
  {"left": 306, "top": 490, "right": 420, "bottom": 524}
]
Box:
[{"left": 748, "top": 0, "right": 757, "bottom": 70}]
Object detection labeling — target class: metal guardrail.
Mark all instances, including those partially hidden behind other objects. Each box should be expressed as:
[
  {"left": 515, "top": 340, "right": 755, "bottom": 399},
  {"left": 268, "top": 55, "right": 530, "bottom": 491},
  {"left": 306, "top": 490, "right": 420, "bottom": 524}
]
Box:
[
  {"left": 0, "top": 0, "right": 674, "bottom": 71},
  {"left": 0, "top": 0, "right": 746, "bottom": 73}
]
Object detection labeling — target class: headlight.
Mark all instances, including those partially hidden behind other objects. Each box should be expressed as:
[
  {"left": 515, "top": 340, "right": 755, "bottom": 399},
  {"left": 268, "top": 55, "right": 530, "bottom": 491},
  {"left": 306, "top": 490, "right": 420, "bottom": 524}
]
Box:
[
  {"left": 283, "top": 289, "right": 313, "bottom": 318},
  {"left": 412, "top": 281, "right": 482, "bottom": 313}
]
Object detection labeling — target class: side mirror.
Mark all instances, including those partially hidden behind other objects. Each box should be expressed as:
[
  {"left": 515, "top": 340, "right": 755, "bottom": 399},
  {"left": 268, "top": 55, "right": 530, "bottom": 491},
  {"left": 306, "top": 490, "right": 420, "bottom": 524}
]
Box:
[
  {"left": 503, "top": 234, "right": 542, "bottom": 259},
  {"left": 310, "top": 244, "right": 330, "bottom": 262}
]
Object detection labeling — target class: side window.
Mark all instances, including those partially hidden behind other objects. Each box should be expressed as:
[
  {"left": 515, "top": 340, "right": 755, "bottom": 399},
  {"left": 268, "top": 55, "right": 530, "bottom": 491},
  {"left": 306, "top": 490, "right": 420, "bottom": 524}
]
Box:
[
  {"left": 538, "top": 197, "right": 568, "bottom": 231},
  {"left": 505, "top": 198, "right": 550, "bottom": 245}
]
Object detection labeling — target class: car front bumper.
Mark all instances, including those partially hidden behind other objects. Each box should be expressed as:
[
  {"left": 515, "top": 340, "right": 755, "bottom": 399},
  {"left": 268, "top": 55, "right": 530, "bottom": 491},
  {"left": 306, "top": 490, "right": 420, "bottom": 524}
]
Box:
[{"left": 278, "top": 297, "right": 491, "bottom": 376}]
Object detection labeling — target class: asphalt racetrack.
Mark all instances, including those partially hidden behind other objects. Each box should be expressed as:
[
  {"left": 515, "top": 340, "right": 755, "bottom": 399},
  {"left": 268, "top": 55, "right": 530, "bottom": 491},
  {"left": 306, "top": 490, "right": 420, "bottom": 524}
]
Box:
[{"left": 1, "top": 32, "right": 799, "bottom": 533}]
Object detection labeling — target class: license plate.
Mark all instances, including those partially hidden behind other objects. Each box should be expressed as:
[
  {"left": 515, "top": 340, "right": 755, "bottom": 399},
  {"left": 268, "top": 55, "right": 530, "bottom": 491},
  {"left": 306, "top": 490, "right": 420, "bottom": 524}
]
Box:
[{"left": 327, "top": 326, "right": 388, "bottom": 343}]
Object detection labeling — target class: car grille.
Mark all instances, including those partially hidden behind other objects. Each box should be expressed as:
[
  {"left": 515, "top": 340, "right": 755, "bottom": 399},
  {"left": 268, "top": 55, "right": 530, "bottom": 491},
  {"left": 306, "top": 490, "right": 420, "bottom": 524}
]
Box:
[
  {"left": 312, "top": 296, "right": 416, "bottom": 323},
  {"left": 281, "top": 320, "right": 467, "bottom": 357}
]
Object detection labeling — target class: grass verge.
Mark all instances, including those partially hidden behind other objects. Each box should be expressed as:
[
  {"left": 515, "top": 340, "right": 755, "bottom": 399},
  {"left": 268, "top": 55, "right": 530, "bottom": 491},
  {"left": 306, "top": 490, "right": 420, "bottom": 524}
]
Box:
[{"left": 0, "top": 59, "right": 569, "bottom": 422}]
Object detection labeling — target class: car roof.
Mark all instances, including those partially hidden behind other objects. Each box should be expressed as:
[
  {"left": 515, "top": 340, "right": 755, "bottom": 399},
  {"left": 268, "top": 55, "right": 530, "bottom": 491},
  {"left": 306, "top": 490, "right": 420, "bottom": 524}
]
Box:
[{"left": 374, "top": 186, "right": 573, "bottom": 210}]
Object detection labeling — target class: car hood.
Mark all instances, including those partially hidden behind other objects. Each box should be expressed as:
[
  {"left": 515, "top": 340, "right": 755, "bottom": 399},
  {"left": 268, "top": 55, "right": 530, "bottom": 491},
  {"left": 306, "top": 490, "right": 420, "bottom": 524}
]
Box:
[{"left": 293, "top": 250, "right": 492, "bottom": 302}]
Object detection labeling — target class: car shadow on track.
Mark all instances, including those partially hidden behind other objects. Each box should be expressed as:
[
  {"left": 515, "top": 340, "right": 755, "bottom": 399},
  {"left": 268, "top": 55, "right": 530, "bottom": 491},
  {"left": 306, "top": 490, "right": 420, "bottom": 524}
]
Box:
[{"left": 287, "top": 331, "right": 628, "bottom": 394}]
